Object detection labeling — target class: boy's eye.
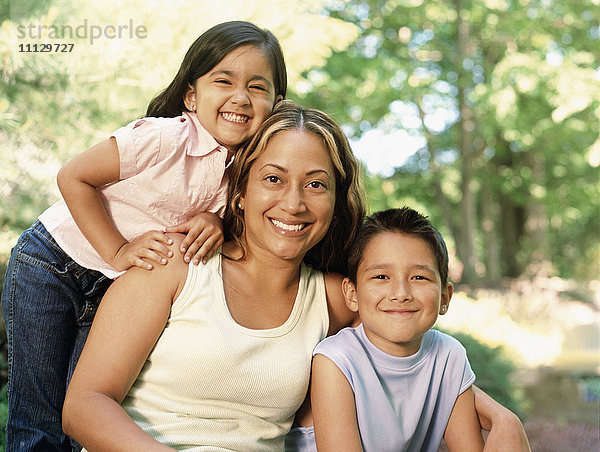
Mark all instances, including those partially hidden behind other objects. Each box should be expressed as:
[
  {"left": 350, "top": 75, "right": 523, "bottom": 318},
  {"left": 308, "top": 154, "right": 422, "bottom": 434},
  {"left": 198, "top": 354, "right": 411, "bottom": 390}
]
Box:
[
  {"left": 373, "top": 275, "right": 388, "bottom": 280},
  {"left": 412, "top": 275, "right": 430, "bottom": 281},
  {"left": 250, "top": 84, "right": 268, "bottom": 91},
  {"left": 215, "top": 79, "right": 231, "bottom": 85}
]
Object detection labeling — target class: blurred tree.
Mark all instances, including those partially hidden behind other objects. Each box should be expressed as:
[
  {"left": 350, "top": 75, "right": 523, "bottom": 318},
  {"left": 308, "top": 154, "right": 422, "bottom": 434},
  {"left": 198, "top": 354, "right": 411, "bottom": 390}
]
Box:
[{"left": 294, "top": 0, "right": 600, "bottom": 283}]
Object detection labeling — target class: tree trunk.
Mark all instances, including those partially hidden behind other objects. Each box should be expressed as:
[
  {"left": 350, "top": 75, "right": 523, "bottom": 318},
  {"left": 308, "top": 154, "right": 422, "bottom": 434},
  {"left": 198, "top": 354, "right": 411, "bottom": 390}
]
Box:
[
  {"left": 523, "top": 151, "right": 549, "bottom": 272},
  {"left": 481, "top": 175, "right": 502, "bottom": 285},
  {"left": 453, "top": 0, "right": 478, "bottom": 283}
]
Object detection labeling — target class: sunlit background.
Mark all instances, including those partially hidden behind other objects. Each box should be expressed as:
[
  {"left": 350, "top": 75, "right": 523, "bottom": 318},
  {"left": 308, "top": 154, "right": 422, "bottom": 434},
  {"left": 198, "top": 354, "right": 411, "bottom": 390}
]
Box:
[{"left": 1, "top": 0, "right": 599, "bottom": 449}]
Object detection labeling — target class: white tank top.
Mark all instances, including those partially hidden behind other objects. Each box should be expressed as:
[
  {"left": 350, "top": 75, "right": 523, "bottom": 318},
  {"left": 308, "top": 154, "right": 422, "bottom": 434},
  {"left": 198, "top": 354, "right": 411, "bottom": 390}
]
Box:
[{"left": 121, "top": 252, "right": 329, "bottom": 451}]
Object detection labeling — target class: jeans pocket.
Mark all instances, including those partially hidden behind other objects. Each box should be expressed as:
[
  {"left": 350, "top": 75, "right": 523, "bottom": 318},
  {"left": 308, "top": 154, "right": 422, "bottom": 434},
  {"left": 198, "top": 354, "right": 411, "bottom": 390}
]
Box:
[{"left": 74, "top": 268, "right": 112, "bottom": 326}]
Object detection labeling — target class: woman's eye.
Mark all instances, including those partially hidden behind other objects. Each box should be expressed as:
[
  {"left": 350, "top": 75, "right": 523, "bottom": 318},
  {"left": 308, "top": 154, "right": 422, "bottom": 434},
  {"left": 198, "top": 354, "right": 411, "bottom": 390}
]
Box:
[
  {"left": 265, "top": 175, "right": 280, "bottom": 183},
  {"left": 307, "top": 181, "right": 326, "bottom": 190}
]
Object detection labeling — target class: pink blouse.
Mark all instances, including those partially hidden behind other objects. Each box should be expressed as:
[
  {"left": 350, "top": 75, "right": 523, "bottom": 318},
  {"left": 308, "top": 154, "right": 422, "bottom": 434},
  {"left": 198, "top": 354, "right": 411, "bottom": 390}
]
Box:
[{"left": 39, "top": 112, "right": 232, "bottom": 279}]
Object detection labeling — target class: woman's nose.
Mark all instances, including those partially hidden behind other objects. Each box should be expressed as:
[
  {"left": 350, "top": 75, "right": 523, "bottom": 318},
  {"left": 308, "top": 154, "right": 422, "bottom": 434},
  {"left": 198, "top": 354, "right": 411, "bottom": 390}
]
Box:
[{"left": 280, "top": 186, "right": 306, "bottom": 213}]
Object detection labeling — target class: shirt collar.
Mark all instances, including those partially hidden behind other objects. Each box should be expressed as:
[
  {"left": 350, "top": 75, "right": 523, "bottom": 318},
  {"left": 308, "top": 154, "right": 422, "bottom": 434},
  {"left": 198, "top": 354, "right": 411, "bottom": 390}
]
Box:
[{"left": 182, "top": 111, "right": 228, "bottom": 157}]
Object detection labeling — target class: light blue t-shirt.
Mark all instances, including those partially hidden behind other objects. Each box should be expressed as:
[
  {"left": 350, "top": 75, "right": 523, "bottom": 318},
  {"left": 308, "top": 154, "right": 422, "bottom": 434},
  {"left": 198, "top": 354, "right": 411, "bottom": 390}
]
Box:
[{"left": 289, "top": 326, "right": 475, "bottom": 452}]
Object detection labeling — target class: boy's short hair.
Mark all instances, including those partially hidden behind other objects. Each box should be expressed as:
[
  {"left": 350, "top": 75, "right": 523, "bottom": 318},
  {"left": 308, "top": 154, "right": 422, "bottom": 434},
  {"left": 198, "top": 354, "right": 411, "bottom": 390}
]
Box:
[{"left": 347, "top": 207, "right": 449, "bottom": 287}]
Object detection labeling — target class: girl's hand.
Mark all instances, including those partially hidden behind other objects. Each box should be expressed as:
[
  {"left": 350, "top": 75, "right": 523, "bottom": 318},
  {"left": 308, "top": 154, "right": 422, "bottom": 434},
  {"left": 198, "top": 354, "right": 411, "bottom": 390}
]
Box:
[
  {"left": 112, "top": 231, "right": 174, "bottom": 271},
  {"left": 164, "top": 212, "right": 224, "bottom": 265}
]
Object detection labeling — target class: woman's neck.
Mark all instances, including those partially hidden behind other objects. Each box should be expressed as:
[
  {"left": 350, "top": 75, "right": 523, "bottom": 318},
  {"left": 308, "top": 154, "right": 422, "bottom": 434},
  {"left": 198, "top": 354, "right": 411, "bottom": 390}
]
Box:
[
  {"left": 221, "top": 241, "right": 303, "bottom": 329},
  {"left": 222, "top": 241, "right": 302, "bottom": 288}
]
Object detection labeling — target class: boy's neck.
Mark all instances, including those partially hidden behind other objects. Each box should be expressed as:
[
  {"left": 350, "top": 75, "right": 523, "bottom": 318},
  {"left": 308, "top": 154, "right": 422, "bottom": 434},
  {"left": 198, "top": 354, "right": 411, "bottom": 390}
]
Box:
[{"left": 361, "top": 325, "right": 427, "bottom": 358}]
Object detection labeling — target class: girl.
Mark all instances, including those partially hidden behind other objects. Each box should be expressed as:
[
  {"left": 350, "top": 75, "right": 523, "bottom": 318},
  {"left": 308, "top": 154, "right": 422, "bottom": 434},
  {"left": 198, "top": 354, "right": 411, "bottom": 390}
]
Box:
[
  {"left": 311, "top": 208, "right": 485, "bottom": 451},
  {"left": 2, "top": 20, "right": 286, "bottom": 451}
]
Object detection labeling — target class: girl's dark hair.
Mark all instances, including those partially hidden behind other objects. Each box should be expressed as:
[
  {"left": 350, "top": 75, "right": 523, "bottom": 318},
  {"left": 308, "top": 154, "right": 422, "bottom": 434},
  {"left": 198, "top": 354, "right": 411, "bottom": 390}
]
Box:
[
  {"left": 347, "top": 207, "right": 449, "bottom": 287},
  {"left": 223, "top": 100, "right": 366, "bottom": 275},
  {"left": 146, "top": 21, "right": 287, "bottom": 118}
]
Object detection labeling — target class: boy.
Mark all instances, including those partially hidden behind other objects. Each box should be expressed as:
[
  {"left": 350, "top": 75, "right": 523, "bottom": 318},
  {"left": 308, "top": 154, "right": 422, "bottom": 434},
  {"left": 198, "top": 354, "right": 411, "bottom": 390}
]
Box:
[{"left": 311, "top": 207, "right": 484, "bottom": 452}]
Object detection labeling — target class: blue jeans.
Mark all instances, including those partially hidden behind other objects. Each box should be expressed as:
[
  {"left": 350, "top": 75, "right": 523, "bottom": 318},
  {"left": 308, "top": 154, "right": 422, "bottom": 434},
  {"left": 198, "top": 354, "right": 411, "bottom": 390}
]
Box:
[{"left": 1, "top": 220, "right": 112, "bottom": 451}]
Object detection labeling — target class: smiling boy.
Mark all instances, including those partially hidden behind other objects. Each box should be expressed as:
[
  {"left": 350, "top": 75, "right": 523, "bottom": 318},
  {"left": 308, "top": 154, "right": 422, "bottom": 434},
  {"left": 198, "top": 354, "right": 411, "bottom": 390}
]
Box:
[{"left": 310, "top": 207, "right": 484, "bottom": 452}]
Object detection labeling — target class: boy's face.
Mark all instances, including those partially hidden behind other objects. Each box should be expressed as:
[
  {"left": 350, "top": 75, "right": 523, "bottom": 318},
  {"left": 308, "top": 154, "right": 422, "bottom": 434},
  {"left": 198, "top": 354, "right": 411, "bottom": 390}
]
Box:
[{"left": 343, "top": 232, "right": 452, "bottom": 357}]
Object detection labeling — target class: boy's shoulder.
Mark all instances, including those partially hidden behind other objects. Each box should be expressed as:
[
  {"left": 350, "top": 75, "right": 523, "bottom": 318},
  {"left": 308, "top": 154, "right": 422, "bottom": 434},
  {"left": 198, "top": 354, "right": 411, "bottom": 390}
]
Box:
[
  {"left": 313, "top": 325, "right": 363, "bottom": 359},
  {"left": 428, "top": 329, "right": 468, "bottom": 357}
]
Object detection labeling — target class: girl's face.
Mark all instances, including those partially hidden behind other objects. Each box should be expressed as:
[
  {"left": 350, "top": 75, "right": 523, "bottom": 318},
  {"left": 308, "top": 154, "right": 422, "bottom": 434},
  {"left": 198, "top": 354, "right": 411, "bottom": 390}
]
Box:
[
  {"left": 240, "top": 129, "right": 336, "bottom": 266},
  {"left": 343, "top": 232, "right": 452, "bottom": 357},
  {"left": 185, "top": 45, "right": 282, "bottom": 154}
]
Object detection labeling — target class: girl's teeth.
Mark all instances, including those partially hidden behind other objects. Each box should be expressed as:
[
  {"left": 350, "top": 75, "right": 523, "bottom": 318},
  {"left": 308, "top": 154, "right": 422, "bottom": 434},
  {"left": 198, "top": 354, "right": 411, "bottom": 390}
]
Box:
[
  {"left": 221, "top": 112, "right": 248, "bottom": 123},
  {"left": 271, "top": 219, "right": 305, "bottom": 232}
]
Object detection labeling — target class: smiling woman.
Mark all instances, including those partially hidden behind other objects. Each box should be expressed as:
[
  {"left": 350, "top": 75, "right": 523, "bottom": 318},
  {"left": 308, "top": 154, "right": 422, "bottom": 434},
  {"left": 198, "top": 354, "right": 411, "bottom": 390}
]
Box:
[
  {"left": 238, "top": 129, "right": 336, "bottom": 265},
  {"left": 224, "top": 101, "right": 363, "bottom": 276},
  {"left": 61, "top": 101, "right": 366, "bottom": 451}
]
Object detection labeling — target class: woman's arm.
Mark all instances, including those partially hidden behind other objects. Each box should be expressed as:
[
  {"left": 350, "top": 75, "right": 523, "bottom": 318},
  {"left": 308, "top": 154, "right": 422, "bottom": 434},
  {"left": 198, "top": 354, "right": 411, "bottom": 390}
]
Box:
[
  {"left": 472, "top": 386, "right": 531, "bottom": 452},
  {"left": 311, "top": 354, "right": 363, "bottom": 452},
  {"left": 444, "top": 387, "right": 484, "bottom": 451},
  {"left": 62, "top": 236, "right": 188, "bottom": 451},
  {"left": 57, "top": 138, "right": 172, "bottom": 271}
]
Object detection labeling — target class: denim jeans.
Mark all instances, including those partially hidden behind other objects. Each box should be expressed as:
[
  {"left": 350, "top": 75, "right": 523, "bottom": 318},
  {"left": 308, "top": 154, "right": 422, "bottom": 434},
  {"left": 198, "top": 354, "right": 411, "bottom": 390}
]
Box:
[{"left": 1, "top": 220, "right": 112, "bottom": 451}]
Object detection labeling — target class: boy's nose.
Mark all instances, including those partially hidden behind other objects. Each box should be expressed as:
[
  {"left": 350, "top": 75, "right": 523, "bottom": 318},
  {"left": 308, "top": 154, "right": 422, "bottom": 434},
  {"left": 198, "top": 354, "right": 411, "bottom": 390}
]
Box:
[{"left": 390, "top": 281, "right": 412, "bottom": 302}]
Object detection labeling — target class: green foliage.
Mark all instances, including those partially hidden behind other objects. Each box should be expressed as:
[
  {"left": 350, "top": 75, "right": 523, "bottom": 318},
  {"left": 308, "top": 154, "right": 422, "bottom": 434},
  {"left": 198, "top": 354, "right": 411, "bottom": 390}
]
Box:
[
  {"left": 439, "top": 328, "right": 526, "bottom": 417},
  {"left": 298, "top": 0, "right": 600, "bottom": 282}
]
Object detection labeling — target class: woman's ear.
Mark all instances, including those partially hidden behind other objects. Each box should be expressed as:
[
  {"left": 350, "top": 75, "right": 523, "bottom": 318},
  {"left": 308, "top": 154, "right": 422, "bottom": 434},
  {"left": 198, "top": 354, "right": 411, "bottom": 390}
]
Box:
[
  {"left": 273, "top": 94, "right": 284, "bottom": 106},
  {"left": 439, "top": 282, "right": 453, "bottom": 315},
  {"left": 342, "top": 278, "right": 359, "bottom": 313},
  {"left": 184, "top": 83, "right": 196, "bottom": 111}
]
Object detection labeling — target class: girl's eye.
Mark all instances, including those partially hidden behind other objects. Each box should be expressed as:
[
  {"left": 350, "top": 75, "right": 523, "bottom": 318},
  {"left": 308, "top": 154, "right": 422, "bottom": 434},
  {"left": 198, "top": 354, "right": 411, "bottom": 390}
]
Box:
[
  {"left": 412, "top": 275, "right": 430, "bottom": 281},
  {"left": 250, "top": 84, "right": 268, "bottom": 92},
  {"left": 215, "top": 79, "right": 231, "bottom": 85}
]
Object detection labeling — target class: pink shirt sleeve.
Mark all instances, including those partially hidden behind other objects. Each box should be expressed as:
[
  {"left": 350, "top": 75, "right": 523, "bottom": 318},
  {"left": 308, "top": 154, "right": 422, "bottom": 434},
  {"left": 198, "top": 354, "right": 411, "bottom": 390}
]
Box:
[{"left": 111, "top": 118, "right": 163, "bottom": 180}]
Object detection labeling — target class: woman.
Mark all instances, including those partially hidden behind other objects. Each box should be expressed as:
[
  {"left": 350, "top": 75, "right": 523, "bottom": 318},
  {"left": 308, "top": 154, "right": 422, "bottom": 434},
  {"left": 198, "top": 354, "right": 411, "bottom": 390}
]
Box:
[
  {"left": 63, "top": 101, "right": 364, "bottom": 451},
  {"left": 63, "top": 101, "right": 529, "bottom": 451}
]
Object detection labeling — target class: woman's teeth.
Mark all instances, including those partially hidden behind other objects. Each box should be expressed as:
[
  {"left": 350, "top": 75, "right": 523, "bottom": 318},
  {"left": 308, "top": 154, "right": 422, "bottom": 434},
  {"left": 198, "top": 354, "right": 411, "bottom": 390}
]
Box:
[
  {"left": 271, "top": 219, "right": 306, "bottom": 232},
  {"left": 221, "top": 112, "right": 249, "bottom": 123}
]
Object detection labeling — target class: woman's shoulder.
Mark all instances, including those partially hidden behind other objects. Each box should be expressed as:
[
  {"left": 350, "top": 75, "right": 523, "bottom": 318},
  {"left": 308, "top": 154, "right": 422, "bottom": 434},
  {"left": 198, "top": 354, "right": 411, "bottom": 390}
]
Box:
[{"left": 130, "top": 233, "right": 190, "bottom": 301}]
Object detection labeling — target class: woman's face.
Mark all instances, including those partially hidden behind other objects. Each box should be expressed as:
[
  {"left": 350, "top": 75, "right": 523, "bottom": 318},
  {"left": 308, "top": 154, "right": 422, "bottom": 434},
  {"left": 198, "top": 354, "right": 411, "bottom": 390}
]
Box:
[{"left": 240, "top": 129, "right": 336, "bottom": 265}]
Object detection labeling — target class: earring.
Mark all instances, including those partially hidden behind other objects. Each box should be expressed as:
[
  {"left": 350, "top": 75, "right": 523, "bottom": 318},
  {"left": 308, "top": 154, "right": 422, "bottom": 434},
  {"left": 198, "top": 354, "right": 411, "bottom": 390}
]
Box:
[
  {"left": 191, "top": 104, "right": 196, "bottom": 112},
  {"left": 238, "top": 202, "right": 244, "bottom": 210},
  {"left": 440, "top": 305, "right": 447, "bottom": 314}
]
